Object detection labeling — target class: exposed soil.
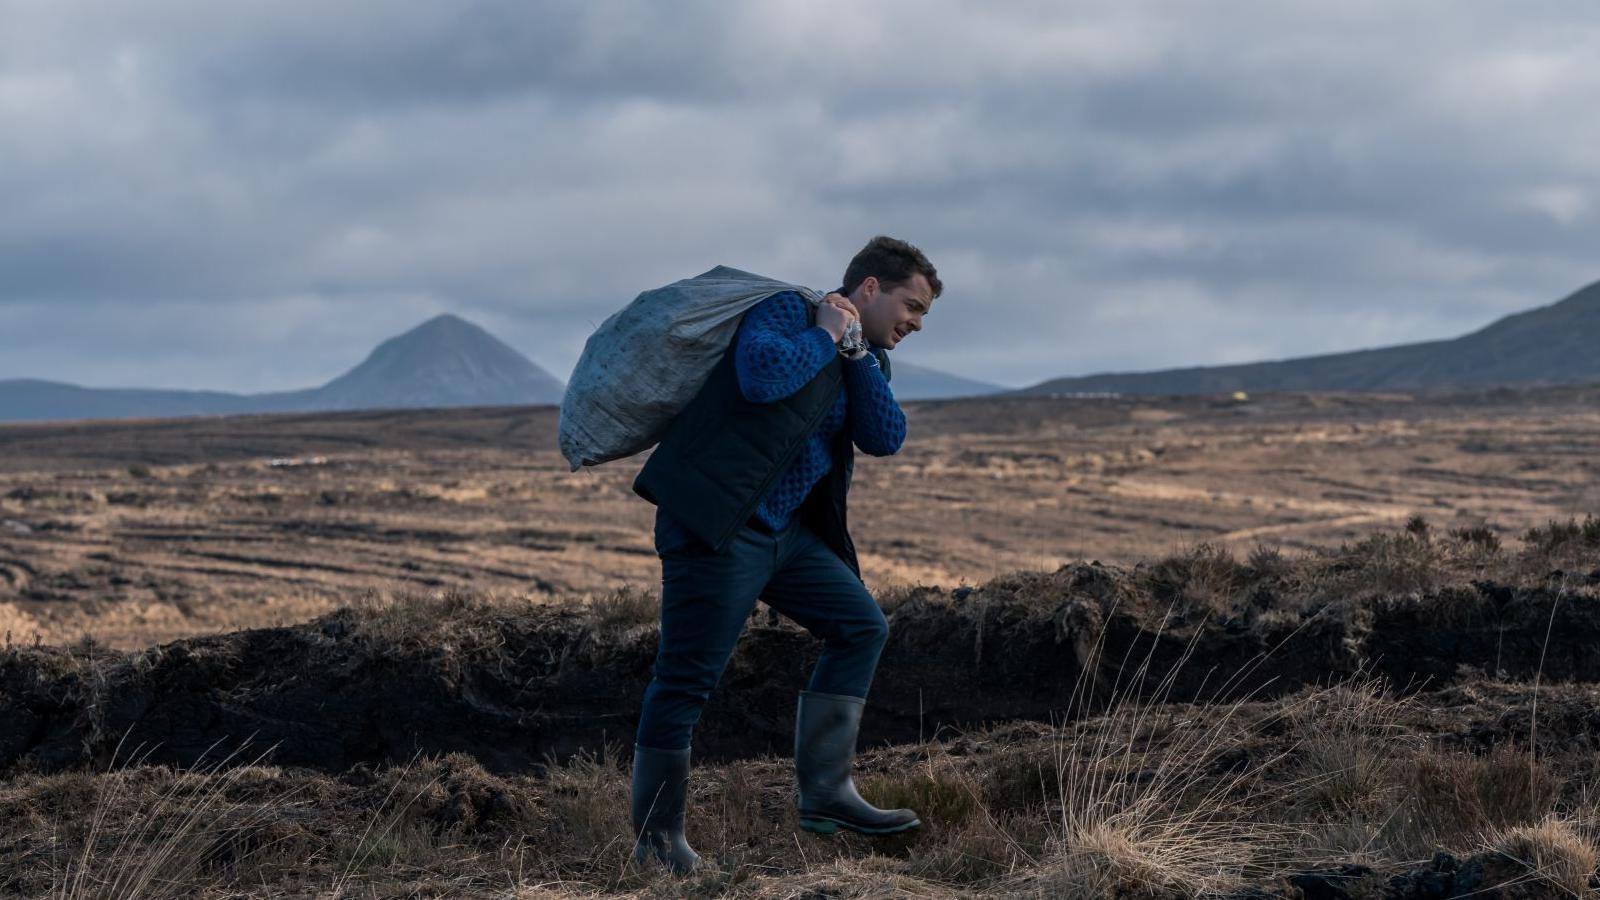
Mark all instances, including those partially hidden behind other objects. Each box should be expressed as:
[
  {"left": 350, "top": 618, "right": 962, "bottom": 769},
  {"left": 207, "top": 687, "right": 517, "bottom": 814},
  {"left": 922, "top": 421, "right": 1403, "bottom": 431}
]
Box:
[{"left": 5, "top": 553, "right": 1598, "bottom": 778}]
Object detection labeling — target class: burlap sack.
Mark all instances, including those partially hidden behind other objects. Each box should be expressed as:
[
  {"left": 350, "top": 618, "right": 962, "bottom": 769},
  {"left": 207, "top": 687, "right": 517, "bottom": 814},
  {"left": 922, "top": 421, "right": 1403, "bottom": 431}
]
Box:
[{"left": 558, "top": 266, "right": 823, "bottom": 471}]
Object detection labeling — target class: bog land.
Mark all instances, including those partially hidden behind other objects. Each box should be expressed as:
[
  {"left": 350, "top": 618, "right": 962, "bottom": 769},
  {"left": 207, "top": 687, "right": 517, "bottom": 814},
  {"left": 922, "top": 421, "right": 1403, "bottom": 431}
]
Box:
[
  {"left": 4, "top": 386, "right": 1600, "bottom": 898},
  {"left": 0, "top": 385, "right": 1596, "bottom": 649}
]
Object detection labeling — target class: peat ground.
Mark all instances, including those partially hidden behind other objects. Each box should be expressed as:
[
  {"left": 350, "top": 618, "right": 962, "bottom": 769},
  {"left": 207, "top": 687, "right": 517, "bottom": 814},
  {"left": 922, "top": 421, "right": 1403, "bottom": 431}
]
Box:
[
  {"left": 3, "top": 524, "right": 1600, "bottom": 896},
  {"left": 5, "top": 522, "right": 1599, "bottom": 777},
  {"left": 4, "top": 383, "right": 1600, "bottom": 649}
]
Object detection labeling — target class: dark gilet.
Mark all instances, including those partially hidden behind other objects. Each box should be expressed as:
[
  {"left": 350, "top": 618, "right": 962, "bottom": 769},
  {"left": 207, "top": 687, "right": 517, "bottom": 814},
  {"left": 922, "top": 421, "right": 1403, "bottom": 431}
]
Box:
[{"left": 632, "top": 303, "right": 890, "bottom": 578}]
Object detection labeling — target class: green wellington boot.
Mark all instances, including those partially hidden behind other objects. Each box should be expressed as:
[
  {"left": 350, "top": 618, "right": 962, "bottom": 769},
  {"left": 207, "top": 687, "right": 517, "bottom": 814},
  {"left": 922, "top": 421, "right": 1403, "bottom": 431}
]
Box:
[
  {"left": 630, "top": 744, "right": 702, "bottom": 874},
  {"left": 794, "top": 691, "right": 922, "bottom": 835}
]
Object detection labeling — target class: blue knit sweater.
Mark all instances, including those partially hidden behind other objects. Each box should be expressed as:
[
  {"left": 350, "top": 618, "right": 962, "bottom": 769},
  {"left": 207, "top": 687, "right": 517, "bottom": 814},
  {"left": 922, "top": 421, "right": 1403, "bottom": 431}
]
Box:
[{"left": 735, "top": 291, "right": 905, "bottom": 531}]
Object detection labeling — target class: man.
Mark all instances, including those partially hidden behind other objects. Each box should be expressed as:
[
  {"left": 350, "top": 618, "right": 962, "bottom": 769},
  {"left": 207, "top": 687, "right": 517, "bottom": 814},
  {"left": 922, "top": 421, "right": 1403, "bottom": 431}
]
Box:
[{"left": 628, "top": 235, "right": 941, "bottom": 874}]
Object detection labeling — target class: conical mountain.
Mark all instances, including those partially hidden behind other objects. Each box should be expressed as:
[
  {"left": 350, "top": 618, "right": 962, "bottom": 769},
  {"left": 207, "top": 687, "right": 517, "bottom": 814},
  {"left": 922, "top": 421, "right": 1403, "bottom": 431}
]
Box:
[
  {"left": 1016, "top": 279, "right": 1600, "bottom": 396},
  {"left": 0, "top": 314, "right": 566, "bottom": 423},
  {"left": 296, "top": 314, "right": 565, "bottom": 410}
]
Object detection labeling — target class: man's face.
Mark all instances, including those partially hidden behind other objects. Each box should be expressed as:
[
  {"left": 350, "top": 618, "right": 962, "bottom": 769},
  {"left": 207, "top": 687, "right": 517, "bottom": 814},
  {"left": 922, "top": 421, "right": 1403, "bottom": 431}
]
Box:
[{"left": 854, "top": 273, "right": 935, "bottom": 350}]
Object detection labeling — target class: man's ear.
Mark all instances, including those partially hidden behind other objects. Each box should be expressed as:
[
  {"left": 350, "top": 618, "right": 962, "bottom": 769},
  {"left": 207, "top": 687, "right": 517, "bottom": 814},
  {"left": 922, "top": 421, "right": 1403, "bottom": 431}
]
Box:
[{"left": 860, "top": 276, "right": 879, "bottom": 304}]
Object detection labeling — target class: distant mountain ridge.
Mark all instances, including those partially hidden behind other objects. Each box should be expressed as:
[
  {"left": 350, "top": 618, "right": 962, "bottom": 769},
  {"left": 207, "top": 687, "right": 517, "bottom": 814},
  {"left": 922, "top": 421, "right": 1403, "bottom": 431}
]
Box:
[
  {"left": 886, "top": 359, "right": 1003, "bottom": 400},
  {"left": 0, "top": 314, "right": 1007, "bottom": 424},
  {"left": 0, "top": 315, "right": 567, "bottom": 424},
  {"left": 1016, "top": 279, "right": 1600, "bottom": 396}
]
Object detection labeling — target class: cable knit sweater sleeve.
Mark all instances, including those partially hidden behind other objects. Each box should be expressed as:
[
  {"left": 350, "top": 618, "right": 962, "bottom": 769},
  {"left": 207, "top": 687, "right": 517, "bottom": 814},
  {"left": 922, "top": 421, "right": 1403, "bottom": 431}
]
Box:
[
  {"left": 843, "top": 353, "right": 906, "bottom": 456},
  {"left": 734, "top": 291, "right": 839, "bottom": 404}
]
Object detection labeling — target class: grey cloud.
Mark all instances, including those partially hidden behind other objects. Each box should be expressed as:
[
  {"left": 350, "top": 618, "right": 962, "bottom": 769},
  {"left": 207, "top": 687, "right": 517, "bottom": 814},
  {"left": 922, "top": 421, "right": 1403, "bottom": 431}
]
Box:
[{"left": 2, "top": 0, "right": 1598, "bottom": 393}]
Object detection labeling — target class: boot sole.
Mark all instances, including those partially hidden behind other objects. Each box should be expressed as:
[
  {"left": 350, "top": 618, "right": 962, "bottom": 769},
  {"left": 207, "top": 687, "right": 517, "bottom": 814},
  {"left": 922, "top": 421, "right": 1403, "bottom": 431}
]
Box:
[{"left": 800, "top": 816, "right": 922, "bottom": 836}]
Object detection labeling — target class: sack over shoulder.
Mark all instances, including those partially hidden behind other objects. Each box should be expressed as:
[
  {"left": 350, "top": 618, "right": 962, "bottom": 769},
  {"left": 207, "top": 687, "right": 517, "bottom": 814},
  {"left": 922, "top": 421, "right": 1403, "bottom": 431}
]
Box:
[{"left": 558, "top": 266, "right": 820, "bottom": 471}]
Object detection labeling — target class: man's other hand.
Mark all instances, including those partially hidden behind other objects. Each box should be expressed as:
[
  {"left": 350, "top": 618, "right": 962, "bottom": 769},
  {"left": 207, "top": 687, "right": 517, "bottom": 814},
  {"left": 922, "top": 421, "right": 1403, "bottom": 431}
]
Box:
[
  {"left": 825, "top": 293, "right": 860, "bottom": 318},
  {"left": 816, "top": 297, "right": 858, "bottom": 342}
]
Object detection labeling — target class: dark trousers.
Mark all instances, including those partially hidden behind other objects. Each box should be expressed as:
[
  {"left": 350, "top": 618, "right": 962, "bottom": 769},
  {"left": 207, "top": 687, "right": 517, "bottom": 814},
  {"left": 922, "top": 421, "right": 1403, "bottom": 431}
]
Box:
[{"left": 634, "top": 507, "right": 890, "bottom": 751}]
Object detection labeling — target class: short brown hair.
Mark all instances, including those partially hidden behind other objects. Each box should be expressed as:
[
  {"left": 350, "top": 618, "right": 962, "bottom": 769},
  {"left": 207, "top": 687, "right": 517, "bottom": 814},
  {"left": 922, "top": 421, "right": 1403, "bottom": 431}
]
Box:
[{"left": 841, "top": 235, "right": 942, "bottom": 299}]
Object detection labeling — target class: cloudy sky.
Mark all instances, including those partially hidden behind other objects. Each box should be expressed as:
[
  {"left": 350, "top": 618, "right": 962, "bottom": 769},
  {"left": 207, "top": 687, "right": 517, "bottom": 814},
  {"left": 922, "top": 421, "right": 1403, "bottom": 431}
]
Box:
[{"left": 2, "top": 1, "right": 1597, "bottom": 392}]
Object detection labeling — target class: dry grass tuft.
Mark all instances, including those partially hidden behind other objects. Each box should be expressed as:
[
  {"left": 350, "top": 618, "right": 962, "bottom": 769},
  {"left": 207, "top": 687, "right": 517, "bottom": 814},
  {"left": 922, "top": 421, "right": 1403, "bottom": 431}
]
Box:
[
  {"left": 1282, "top": 680, "right": 1444, "bottom": 867},
  {"left": 730, "top": 854, "right": 958, "bottom": 899},
  {"left": 699, "top": 757, "right": 778, "bottom": 861},
  {"left": 999, "top": 595, "right": 1301, "bottom": 898},
  {"left": 1519, "top": 516, "right": 1600, "bottom": 579},
  {"left": 1484, "top": 815, "right": 1599, "bottom": 897},
  {"left": 1246, "top": 543, "right": 1293, "bottom": 581},
  {"left": 1288, "top": 680, "right": 1417, "bottom": 816},
  {"left": 1217, "top": 515, "right": 1600, "bottom": 616},
  {"left": 859, "top": 749, "right": 984, "bottom": 832},
  {"left": 368, "top": 751, "right": 538, "bottom": 837},
  {"left": 845, "top": 740, "right": 1052, "bottom": 884},
  {"left": 981, "top": 744, "right": 1063, "bottom": 815},
  {"left": 44, "top": 738, "right": 293, "bottom": 900},
  {"left": 1144, "top": 542, "right": 1249, "bottom": 614},
  {"left": 583, "top": 584, "right": 658, "bottom": 631},
  {"left": 341, "top": 586, "right": 507, "bottom": 651},
  {"left": 1523, "top": 516, "right": 1600, "bottom": 555},
  {"left": 1408, "top": 744, "right": 1560, "bottom": 845},
  {"left": 876, "top": 583, "right": 953, "bottom": 615},
  {"left": 1448, "top": 524, "right": 1503, "bottom": 556},
  {"left": 1033, "top": 819, "right": 1197, "bottom": 899},
  {"left": 1327, "top": 529, "right": 1443, "bottom": 597},
  {"left": 540, "top": 743, "right": 630, "bottom": 859}
]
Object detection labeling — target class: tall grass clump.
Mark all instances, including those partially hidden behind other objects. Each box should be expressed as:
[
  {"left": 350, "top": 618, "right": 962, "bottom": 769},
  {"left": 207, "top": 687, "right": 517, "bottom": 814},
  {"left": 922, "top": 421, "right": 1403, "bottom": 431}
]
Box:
[
  {"left": 1406, "top": 743, "right": 1559, "bottom": 848},
  {"left": 1327, "top": 525, "right": 1444, "bottom": 597},
  {"left": 342, "top": 586, "right": 503, "bottom": 651},
  {"left": 583, "top": 584, "right": 658, "bottom": 631},
  {"left": 1448, "top": 524, "right": 1502, "bottom": 557},
  {"left": 1143, "top": 542, "right": 1249, "bottom": 614},
  {"left": 1519, "top": 515, "right": 1600, "bottom": 579},
  {"left": 998, "top": 595, "right": 1306, "bottom": 897},
  {"left": 1484, "top": 815, "right": 1599, "bottom": 897},
  {"left": 49, "top": 736, "right": 291, "bottom": 900},
  {"left": 1289, "top": 679, "right": 1418, "bottom": 818}
]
